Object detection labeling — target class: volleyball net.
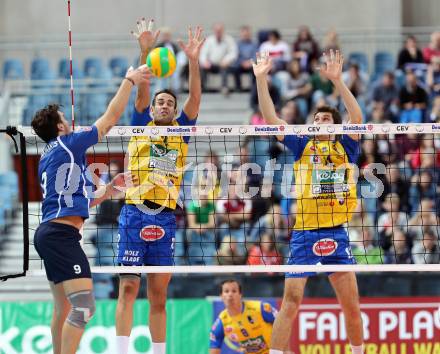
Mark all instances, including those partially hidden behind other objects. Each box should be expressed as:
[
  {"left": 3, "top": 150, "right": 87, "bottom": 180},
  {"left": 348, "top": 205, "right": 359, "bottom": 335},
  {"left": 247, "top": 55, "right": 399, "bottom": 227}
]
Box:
[{"left": 12, "top": 123, "right": 440, "bottom": 275}]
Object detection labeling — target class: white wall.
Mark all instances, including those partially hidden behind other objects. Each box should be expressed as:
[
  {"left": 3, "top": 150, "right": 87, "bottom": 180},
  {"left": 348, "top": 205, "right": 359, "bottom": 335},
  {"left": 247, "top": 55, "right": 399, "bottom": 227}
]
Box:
[{"left": 0, "top": 0, "right": 402, "bottom": 38}]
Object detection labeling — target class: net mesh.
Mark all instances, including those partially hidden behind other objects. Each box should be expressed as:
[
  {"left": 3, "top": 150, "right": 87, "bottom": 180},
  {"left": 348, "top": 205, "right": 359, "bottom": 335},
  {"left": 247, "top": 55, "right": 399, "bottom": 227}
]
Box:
[{"left": 18, "top": 123, "right": 440, "bottom": 274}]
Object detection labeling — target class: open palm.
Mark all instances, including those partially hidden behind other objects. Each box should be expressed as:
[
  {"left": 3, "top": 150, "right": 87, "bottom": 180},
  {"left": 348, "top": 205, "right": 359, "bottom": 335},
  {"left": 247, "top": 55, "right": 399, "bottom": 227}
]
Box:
[
  {"left": 319, "top": 49, "right": 344, "bottom": 82},
  {"left": 131, "top": 18, "right": 160, "bottom": 53},
  {"left": 252, "top": 51, "right": 273, "bottom": 78},
  {"left": 178, "top": 26, "right": 205, "bottom": 61}
]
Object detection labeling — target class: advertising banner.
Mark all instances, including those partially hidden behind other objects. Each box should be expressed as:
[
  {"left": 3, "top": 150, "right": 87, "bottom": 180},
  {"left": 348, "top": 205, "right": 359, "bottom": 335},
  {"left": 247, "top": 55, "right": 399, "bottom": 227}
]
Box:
[
  {"left": 0, "top": 299, "right": 211, "bottom": 354},
  {"left": 291, "top": 297, "right": 440, "bottom": 354}
]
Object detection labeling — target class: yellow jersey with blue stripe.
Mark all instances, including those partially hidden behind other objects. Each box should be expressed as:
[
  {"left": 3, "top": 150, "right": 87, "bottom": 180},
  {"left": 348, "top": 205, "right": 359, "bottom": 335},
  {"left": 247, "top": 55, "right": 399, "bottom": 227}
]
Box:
[
  {"left": 124, "top": 107, "right": 195, "bottom": 209},
  {"left": 282, "top": 134, "right": 360, "bottom": 230},
  {"left": 210, "top": 301, "right": 276, "bottom": 354}
]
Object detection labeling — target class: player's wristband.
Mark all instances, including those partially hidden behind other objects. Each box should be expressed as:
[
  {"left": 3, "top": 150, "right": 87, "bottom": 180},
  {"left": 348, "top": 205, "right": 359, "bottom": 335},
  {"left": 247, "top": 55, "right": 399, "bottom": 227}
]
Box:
[{"left": 124, "top": 77, "right": 135, "bottom": 86}]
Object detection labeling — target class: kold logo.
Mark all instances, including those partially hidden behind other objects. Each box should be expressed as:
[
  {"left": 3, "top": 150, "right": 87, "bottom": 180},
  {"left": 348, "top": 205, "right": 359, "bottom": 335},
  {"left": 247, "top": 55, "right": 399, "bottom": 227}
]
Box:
[
  {"left": 312, "top": 238, "right": 338, "bottom": 256},
  {"left": 140, "top": 225, "right": 165, "bottom": 241},
  {"left": 279, "top": 125, "right": 285, "bottom": 131}
]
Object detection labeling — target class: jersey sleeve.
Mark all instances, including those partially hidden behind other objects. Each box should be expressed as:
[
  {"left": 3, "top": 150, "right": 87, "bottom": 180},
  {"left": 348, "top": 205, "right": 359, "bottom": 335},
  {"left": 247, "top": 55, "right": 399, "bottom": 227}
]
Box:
[
  {"left": 209, "top": 317, "right": 225, "bottom": 349},
  {"left": 62, "top": 125, "right": 99, "bottom": 153},
  {"left": 177, "top": 110, "right": 196, "bottom": 126},
  {"left": 281, "top": 135, "right": 310, "bottom": 161},
  {"left": 340, "top": 135, "right": 361, "bottom": 164},
  {"left": 131, "top": 106, "right": 153, "bottom": 126},
  {"left": 260, "top": 302, "right": 277, "bottom": 323}
]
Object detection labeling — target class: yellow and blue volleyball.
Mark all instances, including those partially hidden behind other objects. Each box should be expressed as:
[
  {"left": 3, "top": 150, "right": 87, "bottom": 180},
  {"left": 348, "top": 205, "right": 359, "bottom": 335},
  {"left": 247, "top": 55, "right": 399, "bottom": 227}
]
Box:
[{"left": 146, "top": 47, "right": 176, "bottom": 78}]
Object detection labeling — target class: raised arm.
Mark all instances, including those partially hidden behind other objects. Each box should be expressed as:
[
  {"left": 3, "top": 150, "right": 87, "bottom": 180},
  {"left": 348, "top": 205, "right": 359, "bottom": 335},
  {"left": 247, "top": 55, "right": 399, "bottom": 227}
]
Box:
[
  {"left": 131, "top": 18, "right": 160, "bottom": 113},
  {"left": 179, "top": 26, "right": 205, "bottom": 119},
  {"left": 252, "top": 52, "right": 287, "bottom": 140},
  {"left": 90, "top": 171, "right": 138, "bottom": 208},
  {"left": 94, "top": 65, "right": 150, "bottom": 141},
  {"left": 319, "top": 50, "right": 363, "bottom": 139}
]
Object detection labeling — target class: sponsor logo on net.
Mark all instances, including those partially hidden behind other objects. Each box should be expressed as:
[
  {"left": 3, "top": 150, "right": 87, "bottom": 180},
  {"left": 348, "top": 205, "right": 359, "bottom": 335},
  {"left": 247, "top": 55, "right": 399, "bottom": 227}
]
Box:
[
  {"left": 254, "top": 126, "right": 280, "bottom": 133},
  {"left": 342, "top": 124, "right": 373, "bottom": 132},
  {"left": 312, "top": 238, "right": 338, "bottom": 257},
  {"left": 432, "top": 124, "right": 440, "bottom": 131},
  {"left": 140, "top": 225, "right": 166, "bottom": 242}
]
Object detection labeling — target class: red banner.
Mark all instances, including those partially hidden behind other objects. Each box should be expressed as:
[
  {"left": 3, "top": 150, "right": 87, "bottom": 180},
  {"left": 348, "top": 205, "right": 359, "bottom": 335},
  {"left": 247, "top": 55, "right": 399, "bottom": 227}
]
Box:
[{"left": 289, "top": 297, "right": 440, "bottom": 354}]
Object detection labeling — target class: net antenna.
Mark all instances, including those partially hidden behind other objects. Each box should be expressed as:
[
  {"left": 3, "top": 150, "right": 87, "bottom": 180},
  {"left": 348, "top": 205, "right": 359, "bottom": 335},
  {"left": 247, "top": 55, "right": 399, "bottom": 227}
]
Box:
[{"left": 67, "top": 0, "right": 75, "bottom": 129}]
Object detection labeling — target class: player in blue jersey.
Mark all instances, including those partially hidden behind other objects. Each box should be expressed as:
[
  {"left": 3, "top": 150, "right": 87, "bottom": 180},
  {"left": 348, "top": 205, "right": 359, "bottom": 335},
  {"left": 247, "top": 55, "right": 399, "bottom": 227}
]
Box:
[
  {"left": 31, "top": 64, "right": 149, "bottom": 354},
  {"left": 115, "top": 19, "right": 204, "bottom": 354}
]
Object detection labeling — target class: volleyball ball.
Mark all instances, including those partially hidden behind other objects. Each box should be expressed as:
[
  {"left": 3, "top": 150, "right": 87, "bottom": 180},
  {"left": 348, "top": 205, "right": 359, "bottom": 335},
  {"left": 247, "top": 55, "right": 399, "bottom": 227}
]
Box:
[{"left": 146, "top": 47, "right": 176, "bottom": 78}]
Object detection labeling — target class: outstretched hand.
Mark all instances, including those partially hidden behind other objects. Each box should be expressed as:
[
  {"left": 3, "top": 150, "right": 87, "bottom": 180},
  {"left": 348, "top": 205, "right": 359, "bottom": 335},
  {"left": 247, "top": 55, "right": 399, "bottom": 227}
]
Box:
[
  {"left": 252, "top": 51, "right": 273, "bottom": 78},
  {"left": 178, "top": 26, "right": 205, "bottom": 61},
  {"left": 319, "top": 49, "right": 344, "bottom": 82},
  {"left": 111, "top": 171, "right": 139, "bottom": 192},
  {"left": 125, "top": 64, "right": 152, "bottom": 86},
  {"left": 131, "top": 18, "right": 160, "bottom": 54}
]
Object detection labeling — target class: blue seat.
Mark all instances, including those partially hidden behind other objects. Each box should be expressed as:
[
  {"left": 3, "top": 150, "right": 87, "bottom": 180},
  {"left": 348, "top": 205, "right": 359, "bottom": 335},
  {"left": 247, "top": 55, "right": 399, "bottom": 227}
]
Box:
[
  {"left": 58, "top": 58, "right": 83, "bottom": 79},
  {"left": 109, "top": 56, "right": 129, "bottom": 78},
  {"left": 257, "top": 30, "right": 271, "bottom": 45},
  {"left": 23, "top": 94, "right": 55, "bottom": 124},
  {"left": 84, "top": 57, "right": 104, "bottom": 78},
  {"left": 31, "top": 58, "right": 51, "bottom": 80},
  {"left": 3, "top": 59, "right": 24, "bottom": 80},
  {"left": 374, "top": 51, "right": 395, "bottom": 75},
  {"left": 348, "top": 52, "right": 369, "bottom": 73},
  {"left": 84, "top": 93, "right": 108, "bottom": 124}
]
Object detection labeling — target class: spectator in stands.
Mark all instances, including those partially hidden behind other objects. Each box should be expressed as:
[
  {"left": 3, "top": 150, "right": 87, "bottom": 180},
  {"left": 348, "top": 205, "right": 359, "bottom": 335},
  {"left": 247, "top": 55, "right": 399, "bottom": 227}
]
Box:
[
  {"left": 248, "top": 203, "right": 286, "bottom": 243},
  {"left": 378, "top": 193, "right": 409, "bottom": 236},
  {"left": 231, "top": 26, "right": 258, "bottom": 92},
  {"left": 380, "top": 163, "right": 410, "bottom": 212},
  {"left": 426, "top": 56, "right": 440, "bottom": 97},
  {"left": 250, "top": 75, "right": 281, "bottom": 112},
  {"left": 423, "top": 31, "right": 440, "bottom": 64},
  {"left": 155, "top": 27, "right": 185, "bottom": 93},
  {"left": 351, "top": 227, "right": 383, "bottom": 265},
  {"left": 409, "top": 171, "right": 437, "bottom": 215},
  {"left": 412, "top": 228, "right": 440, "bottom": 264},
  {"left": 429, "top": 95, "right": 440, "bottom": 122},
  {"left": 348, "top": 203, "right": 375, "bottom": 247},
  {"left": 342, "top": 63, "right": 368, "bottom": 100},
  {"left": 92, "top": 161, "right": 124, "bottom": 299},
  {"left": 280, "top": 100, "right": 304, "bottom": 124},
  {"left": 259, "top": 30, "right": 291, "bottom": 72},
  {"left": 247, "top": 232, "right": 282, "bottom": 267},
  {"left": 216, "top": 169, "right": 252, "bottom": 257},
  {"left": 358, "top": 138, "right": 386, "bottom": 169},
  {"left": 399, "top": 69, "right": 428, "bottom": 123},
  {"left": 371, "top": 72, "right": 399, "bottom": 120},
  {"left": 368, "top": 102, "right": 394, "bottom": 123},
  {"left": 216, "top": 236, "right": 246, "bottom": 265},
  {"left": 383, "top": 228, "right": 413, "bottom": 264},
  {"left": 309, "top": 58, "right": 336, "bottom": 107},
  {"left": 200, "top": 23, "right": 238, "bottom": 95},
  {"left": 409, "top": 134, "right": 440, "bottom": 176},
  {"left": 187, "top": 182, "right": 216, "bottom": 265},
  {"left": 397, "top": 35, "right": 425, "bottom": 70},
  {"left": 322, "top": 28, "right": 341, "bottom": 52},
  {"left": 292, "top": 25, "right": 320, "bottom": 71},
  {"left": 274, "top": 59, "right": 312, "bottom": 117},
  {"left": 408, "top": 199, "right": 440, "bottom": 240}
]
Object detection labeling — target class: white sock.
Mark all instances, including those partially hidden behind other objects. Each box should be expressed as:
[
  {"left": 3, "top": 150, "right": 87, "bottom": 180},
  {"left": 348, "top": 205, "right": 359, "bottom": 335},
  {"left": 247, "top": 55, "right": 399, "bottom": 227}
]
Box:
[
  {"left": 152, "top": 342, "right": 166, "bottom": 354},
  {"left": 269, "top": 350, "right": 283, "bottom": 354},
  {"left": 116, "top": 336, "right": 129, "bottom": 354},
  {"left": 351, "top": 344, "right": 365, "bottom": 354}
]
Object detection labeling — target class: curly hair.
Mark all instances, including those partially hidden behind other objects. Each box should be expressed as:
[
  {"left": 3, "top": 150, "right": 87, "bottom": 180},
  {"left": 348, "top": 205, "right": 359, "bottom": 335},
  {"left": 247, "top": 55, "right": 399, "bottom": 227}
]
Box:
[
  {"left": 314, "top": 105, "right": 342, "bottom": 124},
  {"left": 31, "top": 104, "right": 62, "bottom": 143}
]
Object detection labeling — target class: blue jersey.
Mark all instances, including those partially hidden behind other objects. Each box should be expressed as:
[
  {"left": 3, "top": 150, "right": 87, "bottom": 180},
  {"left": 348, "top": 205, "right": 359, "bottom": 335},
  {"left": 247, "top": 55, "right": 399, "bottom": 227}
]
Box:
[{"left": 38, "top": 125, "right": 99, "bottom": 223}]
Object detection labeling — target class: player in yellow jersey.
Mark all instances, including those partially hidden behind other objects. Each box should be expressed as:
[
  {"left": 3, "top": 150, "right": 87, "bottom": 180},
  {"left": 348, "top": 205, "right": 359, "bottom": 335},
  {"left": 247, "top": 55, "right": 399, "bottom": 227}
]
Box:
[
  {"left": 253, "top": 50, "right": 365, "bottom": 354},
  {"left": 115, "top": 19, "right": 204, "bottom": 354},
  {"left": 210, "top": 280, "right": 278, "bottom": 354}
]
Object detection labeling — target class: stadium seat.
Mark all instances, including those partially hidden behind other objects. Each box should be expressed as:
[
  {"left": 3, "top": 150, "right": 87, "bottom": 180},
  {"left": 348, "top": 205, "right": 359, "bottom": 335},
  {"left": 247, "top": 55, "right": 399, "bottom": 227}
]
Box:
[
  {"left": 84, "top": 93, "right": 108, "bottom": 124},
  {"left": 31, "top": 58, "right": 51, "bottom": 80},
  {"left": 374, "top": 51, "right": 395, "bottom": 76},
  {"left": 109, "top": 56, "right": 129, "bottom": 78},
  {"left": 257, "top": 29, "right": 271, "bottom": 45},
  {"left": 348, "top": 52, "right": 369, "bottom": 73},
  {"left": 58, "top": 58, "right": 83, "bottom": 79},
  {"left": 3, "top": 59, "right": 24, "bottom": 80},
  {"left": 84, "top": 57, "right": 104, "bottom": 78}
]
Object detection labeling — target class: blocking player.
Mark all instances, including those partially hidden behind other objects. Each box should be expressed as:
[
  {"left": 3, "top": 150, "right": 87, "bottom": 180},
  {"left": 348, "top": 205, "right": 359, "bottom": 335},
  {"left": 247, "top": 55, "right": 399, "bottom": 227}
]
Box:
[
  {"left": 115, "top": 19, "right": 204, "bottom": 354},
  {"left": 253, "top": 50, "right": 365, "bottom": 354},
  {"left": 31, "top": 65, "right": 149, "bottom": 354},
  {"left": 210, "top": 279, "right": 277, "bottom": 354}
]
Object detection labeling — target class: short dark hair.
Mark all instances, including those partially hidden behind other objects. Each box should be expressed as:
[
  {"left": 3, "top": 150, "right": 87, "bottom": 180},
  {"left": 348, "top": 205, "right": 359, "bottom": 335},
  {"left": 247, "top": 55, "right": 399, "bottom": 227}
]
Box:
[
  {"left": 269, "top": 30, "right": 281, "bottom": 40},
  {"left": 152, "top": 89, "right": 177, "bottom": 109},
  {"left": 31, "top": 104, "right": 62, "bottom": 143},
  {"left": 220, "top": 279, "right": 242, "bottom": 294},
  {"left": 314, "top": 105, "right": 342, "bottom": 124}
]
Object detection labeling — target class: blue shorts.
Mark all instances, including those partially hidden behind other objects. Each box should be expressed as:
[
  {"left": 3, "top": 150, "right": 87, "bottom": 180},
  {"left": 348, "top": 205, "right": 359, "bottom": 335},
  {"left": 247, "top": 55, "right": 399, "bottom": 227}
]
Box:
[
  {"left": 286, "top": 226, "right": 355, "bottom": 278},
  {"left": 118, "top": 204, "right": 176, "bottom": 266},
  {"left": 34, "top": 222, "right": 91, "bottom": 284}
]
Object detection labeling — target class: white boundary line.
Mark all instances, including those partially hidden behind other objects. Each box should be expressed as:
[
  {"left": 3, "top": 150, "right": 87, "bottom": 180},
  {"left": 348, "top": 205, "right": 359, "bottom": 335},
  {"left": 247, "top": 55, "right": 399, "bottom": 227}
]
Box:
[
  {"left": 18, "top": 123, "right": 440, "bottom": 137},
  {"left": 26, "top": 263, "right": 440, "bottom": 276}
]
